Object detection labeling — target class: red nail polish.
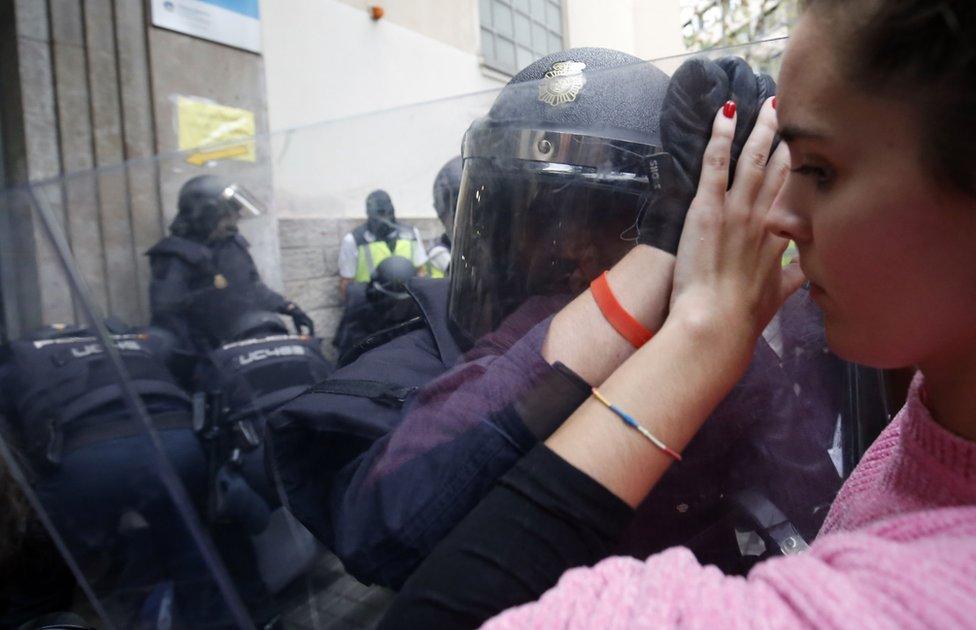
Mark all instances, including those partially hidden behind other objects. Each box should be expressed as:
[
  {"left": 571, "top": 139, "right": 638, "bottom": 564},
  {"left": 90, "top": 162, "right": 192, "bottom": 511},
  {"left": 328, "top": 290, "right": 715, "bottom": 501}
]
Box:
[
  {"left": 723, "top": 100, "right": 737, "bottom": 119},
  {"left": 772, "top": 96, "right": 778, "bottom": 110}
]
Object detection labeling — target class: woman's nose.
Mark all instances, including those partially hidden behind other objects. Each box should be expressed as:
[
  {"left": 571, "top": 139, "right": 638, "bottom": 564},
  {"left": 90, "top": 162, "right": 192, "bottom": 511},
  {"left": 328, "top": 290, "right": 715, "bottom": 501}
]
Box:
[{"left": 765, "top": 190, "right": 811, "bottom": 243}]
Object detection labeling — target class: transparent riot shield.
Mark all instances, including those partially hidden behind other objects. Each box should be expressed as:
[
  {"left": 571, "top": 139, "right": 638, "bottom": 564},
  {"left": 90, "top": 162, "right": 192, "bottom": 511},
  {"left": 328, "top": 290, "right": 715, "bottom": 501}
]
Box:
[
  {"left": 0, "top": 37, "right": 895, "bottom": 629},
  {"left": 0, "top": 183, "right": 256, "bottom": 628}
]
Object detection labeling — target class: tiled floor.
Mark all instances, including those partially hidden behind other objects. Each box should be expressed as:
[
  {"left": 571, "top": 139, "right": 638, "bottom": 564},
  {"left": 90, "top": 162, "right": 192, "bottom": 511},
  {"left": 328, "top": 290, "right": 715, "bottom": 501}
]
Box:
[{"left": 278, "top": 553, "right": 395, "bottom": 630}]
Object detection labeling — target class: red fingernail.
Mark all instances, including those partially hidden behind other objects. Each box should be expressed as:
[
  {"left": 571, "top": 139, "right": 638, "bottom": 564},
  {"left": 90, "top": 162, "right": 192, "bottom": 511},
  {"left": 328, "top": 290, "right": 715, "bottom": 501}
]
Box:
[
  {"left": 772, "top": 96, "right": 778, "bottom": 110},
  {"left": 723, "top": 100, "right": 737, "bottom": 119}
]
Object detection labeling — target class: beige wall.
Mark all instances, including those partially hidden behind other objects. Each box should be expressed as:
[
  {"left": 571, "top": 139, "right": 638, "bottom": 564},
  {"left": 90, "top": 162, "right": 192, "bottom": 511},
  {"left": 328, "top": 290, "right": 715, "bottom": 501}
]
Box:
[
  {"left": 632, "top": 0, "right": 687, "bottom": 61},
  {"left": 337, "top": 0, "right": 481, "bottom": 56},
  {"left": 564, "top": 0, "right": 686, "bottom": 61},
  {"left": 337, "top": 0, "right": 688, "bottom": 68},
  {"left": 0, "top": 0, "right": 279, "bottom": 335}
]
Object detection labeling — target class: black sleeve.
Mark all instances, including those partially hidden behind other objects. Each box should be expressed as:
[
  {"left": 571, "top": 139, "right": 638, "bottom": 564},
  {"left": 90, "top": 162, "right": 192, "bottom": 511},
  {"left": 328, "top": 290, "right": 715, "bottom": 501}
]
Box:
[
  {"left": 252, "top": 281, "right": 291, "bottom": 314},
  {"left": 240, "top": 246, "right": 291, "bottom": 313},
  {"left": 378, "top": 444, "right": 634, "bottom": 630},
  {"left": 148, "top": 256, "right": 194, "bottom": 347}
]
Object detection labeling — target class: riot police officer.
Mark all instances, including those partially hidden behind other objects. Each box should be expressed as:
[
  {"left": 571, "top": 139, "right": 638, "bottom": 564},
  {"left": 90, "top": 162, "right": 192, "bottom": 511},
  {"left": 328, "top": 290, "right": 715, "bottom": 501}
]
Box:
[
  {"left": 268, "top": 49, "right": 868, "bottom": 590},
  {"left": 338, "top": 189, "right": 428, "bottom": 301},
  {"left": 332, "top": 255, "right": 421, "bottom": 359},
  {"left": 269, "top": 47, "right": 675, "bottom": 584},
  {"left": 198, "top": 310, "right": 333, "bottom": 508},
  {"left": 147, "top": 174, "right": 314, "bottom": 356},
  {"left": 0, "top": 323, "right": 231, "bottom": 626},
  {"left": 424, "top": 156, "right": 463, "bottom": 278}
]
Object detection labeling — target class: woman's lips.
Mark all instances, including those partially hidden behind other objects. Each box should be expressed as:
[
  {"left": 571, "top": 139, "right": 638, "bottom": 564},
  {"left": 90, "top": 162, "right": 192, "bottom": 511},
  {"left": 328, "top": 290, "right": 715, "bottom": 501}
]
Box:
[{"left": 809, "top": 282, "right": 826, "bottom": 300}]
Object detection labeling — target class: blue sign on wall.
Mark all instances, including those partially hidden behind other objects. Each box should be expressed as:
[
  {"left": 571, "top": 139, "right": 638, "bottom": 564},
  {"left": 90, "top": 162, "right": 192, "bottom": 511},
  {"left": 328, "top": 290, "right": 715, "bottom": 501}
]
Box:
[
  {"left": 199, "top": 0, "right": 260, "bottom": 20},
  {"left": 152, "top": 0, "right": 263, "bottom": 53}
]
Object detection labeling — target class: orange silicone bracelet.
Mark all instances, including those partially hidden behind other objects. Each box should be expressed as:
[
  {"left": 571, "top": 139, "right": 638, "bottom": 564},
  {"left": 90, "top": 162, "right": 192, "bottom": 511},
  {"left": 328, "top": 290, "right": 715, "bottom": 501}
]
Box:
[{"left": 590, "top": 271, "right": 653, "bottom": 348}]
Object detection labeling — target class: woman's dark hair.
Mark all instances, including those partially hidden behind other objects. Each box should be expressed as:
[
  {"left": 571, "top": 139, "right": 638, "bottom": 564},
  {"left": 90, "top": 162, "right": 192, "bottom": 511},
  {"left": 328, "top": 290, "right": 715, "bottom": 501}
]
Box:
[{"left": 805, "top": 0, "right": 976, "bottom": 197}]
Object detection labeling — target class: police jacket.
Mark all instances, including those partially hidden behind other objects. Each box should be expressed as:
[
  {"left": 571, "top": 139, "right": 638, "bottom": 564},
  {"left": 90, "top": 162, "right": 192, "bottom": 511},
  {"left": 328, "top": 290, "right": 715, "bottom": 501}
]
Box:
[
  {"left": 331, "top": 282, "right": 374, "bottom": 359},
  {"left": 269, "top": 285, "right": 850, "bottom": 590},
  {"left": 267, "top": 285, "right": 607, "bottom": 588},
  {"left": 269, "top": 280, "right": 461, "bottom": 544},
  {"left": 0, "top": 330, "right": 193, "bottom": 466},
  {"left": 200, "top": 333, "right": 333, "bottom": 427},
  {"left": 147, "top": 235, "right": 290, "bottom": 353}
]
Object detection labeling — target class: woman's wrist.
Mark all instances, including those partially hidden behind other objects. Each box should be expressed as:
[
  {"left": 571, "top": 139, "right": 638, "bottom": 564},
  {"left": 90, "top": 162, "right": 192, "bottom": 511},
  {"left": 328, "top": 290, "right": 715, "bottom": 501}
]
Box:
[
  {"left": 542, "top": 245, "right": 674, "bottom": 384},
  {"left": 605, "top": 245, "right": 674, "bottom": 330},
  {"left": 664, "top": 301, "right": 757, "bottom": 378}
]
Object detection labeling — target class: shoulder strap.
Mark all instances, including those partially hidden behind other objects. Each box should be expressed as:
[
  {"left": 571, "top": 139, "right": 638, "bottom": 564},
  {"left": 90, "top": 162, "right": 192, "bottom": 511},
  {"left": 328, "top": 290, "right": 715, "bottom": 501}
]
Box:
[
  {"left": 337, "top": 316, "right": 426, "bottom": 367},
  {"left": 306, "top": 379, "right": 418, "bottom": 409},
  {"left": 352, "top": 224, "right": 369, "bottom": 247}
]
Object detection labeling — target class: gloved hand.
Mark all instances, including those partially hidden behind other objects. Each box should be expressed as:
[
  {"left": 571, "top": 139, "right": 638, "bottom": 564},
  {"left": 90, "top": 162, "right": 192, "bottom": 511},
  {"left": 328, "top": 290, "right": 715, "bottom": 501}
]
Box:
[
  {"left": 639, "top": 56, "right": 777, "bottom": 254},
  {"left": 284, "top": 302, "right": 315, "bottom": 336}
]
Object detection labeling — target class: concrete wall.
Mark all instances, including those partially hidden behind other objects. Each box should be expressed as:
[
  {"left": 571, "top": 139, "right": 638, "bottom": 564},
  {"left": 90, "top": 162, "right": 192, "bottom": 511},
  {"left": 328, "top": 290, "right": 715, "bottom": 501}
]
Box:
[
  {"left": 0, "top": 0, "right": 278, "bottom": 336},
  {"left": 261, "top": 0, "right": 503, "bottom": 131},
  {"left": 564, "top": 0, "right": 686, "bottom": 62},
  {"left": 1, "top": 0, "right": 144, "bottom": 334},
  {"left": 260, "top": 0, "right": 505, "bottom": 338},
  {"left": 336, "top": 0, "right": 483, "bottom": 57},
  {"left": 147, "top": 21, "right": 280, "bottom": 293}
]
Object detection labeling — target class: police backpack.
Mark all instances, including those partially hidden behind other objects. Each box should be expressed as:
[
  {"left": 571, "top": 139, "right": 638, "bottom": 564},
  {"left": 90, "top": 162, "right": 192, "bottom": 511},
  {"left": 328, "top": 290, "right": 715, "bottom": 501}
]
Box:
[
  {"left": 0, "top": 330, "right": 191, "bottom": 465},
  {"left": 201, "top": 334, "right": 333, "bottom": 426}
]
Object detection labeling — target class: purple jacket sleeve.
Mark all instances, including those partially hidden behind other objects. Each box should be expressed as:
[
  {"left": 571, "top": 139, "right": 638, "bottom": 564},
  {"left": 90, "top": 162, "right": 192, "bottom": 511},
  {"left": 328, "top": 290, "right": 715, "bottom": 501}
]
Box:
[{"left": 328, "top": 299, "right": 581, "bottom": 588}]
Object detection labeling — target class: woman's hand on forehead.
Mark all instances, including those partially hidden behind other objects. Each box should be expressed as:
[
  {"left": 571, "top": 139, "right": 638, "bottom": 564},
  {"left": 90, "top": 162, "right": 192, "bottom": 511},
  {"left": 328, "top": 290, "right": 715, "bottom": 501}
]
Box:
[{"left": 669, "top": 98, "right": 804, "bottom": 361}]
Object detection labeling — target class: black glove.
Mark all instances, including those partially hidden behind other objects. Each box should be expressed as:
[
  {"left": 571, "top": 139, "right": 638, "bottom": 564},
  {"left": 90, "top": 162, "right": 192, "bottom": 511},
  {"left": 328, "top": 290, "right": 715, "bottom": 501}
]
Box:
[
  {"left": 639, "top": 56, "right": 776, "bottom": 254},
  {"left": 284, "top": 302, "right": 315, "bottom": 336}
]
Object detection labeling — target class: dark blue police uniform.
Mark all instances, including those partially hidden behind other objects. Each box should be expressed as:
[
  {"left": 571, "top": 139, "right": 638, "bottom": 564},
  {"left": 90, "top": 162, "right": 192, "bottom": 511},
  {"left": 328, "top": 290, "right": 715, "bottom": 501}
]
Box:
[
  {"left": 199, "top": 331, "right": 333, "bottom": 507},
  {"left": 0, "top": 329, "right": 233, "bottom": 626},
  {"left": 147, "top": 234, "right": 291, "bottom": 355}
]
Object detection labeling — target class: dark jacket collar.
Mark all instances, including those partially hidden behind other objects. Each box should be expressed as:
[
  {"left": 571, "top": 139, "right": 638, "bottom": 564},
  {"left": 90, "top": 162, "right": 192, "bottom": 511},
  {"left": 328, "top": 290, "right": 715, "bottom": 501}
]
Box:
[{"left": 405, "top": 278, "right": 462, "bottom": 367}]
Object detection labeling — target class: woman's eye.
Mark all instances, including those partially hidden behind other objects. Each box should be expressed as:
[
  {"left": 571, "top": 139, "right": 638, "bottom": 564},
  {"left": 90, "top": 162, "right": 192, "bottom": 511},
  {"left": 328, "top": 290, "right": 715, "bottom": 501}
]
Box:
[{"left": 790, "top": 164, "right": 834, "bottom": 189}]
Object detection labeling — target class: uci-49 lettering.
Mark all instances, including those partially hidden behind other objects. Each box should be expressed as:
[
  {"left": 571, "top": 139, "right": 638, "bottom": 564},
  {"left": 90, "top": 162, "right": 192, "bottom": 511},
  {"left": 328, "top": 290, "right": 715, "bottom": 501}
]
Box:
[{"left": 237, "top": 345, "right": 307, "bottom": 367}]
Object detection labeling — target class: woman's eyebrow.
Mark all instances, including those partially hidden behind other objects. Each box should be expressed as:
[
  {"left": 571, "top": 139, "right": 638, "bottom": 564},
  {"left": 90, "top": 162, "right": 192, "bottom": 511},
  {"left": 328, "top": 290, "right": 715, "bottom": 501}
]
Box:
[{"left": 778, "top": 124, "right": 830, "bottom": 143}]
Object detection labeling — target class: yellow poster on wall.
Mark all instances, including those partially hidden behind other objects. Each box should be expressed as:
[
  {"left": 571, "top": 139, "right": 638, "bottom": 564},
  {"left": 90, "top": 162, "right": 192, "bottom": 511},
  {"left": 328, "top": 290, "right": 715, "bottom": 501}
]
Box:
[{"left": 177, "top": 96, "right": 256, "bottom": 165}]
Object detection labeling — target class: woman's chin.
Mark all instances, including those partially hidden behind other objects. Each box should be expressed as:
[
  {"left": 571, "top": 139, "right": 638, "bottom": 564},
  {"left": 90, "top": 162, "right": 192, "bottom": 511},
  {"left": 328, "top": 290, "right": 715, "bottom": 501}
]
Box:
[{"left": 825, "top": 323, "right": 908, "bottom": 370}]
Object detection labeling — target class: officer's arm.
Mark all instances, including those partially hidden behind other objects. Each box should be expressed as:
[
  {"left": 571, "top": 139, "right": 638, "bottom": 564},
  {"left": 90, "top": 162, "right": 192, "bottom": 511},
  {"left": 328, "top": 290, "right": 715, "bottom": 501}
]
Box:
[
  {"left": 325, "top": 320, "right": 580, "bottom": 588},
  {"left": 339, "top": 277, "right": 352, "bottom": 301},
  {"left": 238, "top": 247, "right": 292, "bottom": 313},
  {"left": 149, "top": 257, "right": 192, "bottom": 335}
]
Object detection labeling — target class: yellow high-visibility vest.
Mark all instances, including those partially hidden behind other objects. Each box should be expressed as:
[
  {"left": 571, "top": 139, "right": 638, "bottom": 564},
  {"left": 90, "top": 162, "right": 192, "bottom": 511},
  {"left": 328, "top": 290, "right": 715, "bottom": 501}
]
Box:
[{"left": 355, "top": 238, "right": 416, "bottom": 282}]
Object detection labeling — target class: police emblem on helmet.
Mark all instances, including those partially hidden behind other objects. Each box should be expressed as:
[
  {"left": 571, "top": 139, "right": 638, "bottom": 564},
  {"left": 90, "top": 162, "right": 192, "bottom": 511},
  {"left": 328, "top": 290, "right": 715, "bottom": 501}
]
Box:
[{"left": 538, "top": 61, "right": 587, "bottom": 106}]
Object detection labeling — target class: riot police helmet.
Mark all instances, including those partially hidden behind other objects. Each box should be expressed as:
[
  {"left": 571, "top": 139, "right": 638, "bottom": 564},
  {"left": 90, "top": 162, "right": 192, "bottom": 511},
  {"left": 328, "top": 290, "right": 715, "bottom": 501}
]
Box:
[
  {"left": 432, "top": 156, "right": 463, "bottom": 242},
  {"left": 226, "top": 311, "right": 290, "bottom": 342},
  {"left": 170, "top": 174, "right": 263, "bottom": 243},
  {"left": 367, "top": 255, "right": 417, "bottom": 301},
  {"left": 365, "top": 189, "right": 398, "bottom": 241},
  {"left": 447, "top": 48, "right": 671, "bottom": 346}
]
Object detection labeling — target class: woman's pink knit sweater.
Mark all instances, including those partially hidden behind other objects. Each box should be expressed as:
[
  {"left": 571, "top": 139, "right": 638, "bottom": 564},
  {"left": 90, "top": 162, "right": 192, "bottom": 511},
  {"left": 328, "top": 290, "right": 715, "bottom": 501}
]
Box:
[{"left": 485, "top": 374, "right": 976, "bottom": 628}]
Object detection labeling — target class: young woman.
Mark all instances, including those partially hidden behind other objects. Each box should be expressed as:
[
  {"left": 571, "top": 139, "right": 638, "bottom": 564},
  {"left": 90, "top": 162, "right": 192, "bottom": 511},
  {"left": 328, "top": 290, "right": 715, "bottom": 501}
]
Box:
[{"left": 380, "top": 0, "right": 976, "bottom": 626}]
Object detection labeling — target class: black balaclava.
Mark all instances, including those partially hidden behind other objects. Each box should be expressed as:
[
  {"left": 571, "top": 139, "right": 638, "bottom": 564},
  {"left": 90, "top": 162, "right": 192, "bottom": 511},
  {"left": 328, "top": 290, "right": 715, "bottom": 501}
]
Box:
[{"left": 365, "top": 189, "right": 397, "bottom": 243}]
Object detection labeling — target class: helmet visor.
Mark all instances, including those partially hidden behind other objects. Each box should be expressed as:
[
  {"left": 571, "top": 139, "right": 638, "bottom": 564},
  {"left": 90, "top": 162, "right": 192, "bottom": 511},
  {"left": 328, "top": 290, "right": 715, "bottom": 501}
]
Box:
[
  {"left": 221, "top": 183, "right": 263, "bottom": 218},
  {"left": 448, "top": 158, "right": 651, "bottom": 345}
]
